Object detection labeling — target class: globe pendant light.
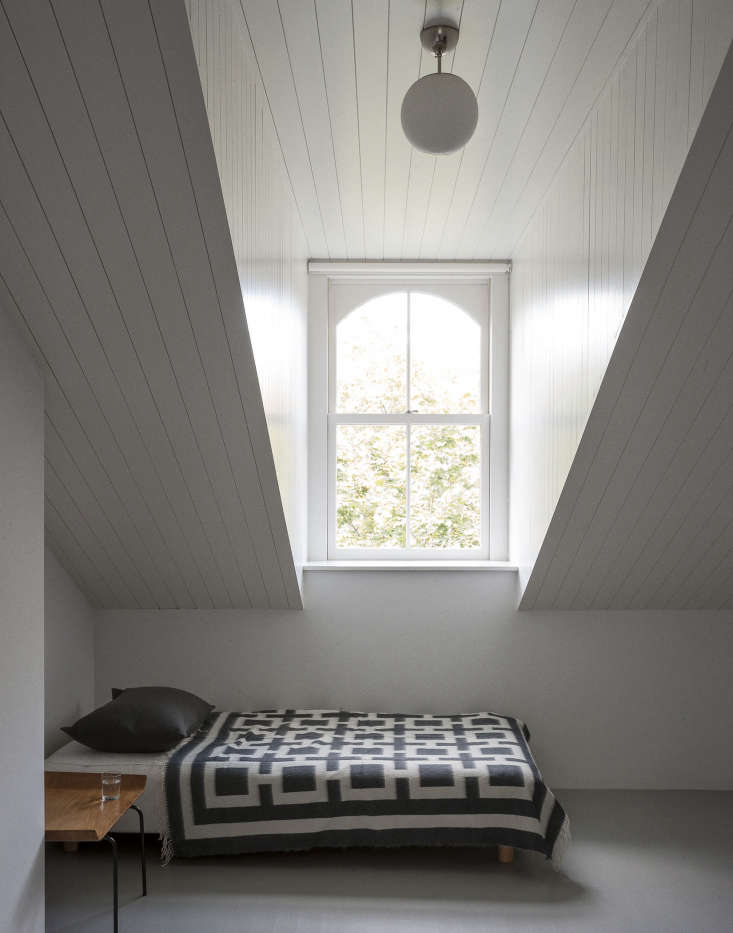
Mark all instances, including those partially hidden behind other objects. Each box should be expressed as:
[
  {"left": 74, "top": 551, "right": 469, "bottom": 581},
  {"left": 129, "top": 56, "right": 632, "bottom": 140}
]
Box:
[{"left": 401, "top": 23, "right": 478, "bottom": 154}]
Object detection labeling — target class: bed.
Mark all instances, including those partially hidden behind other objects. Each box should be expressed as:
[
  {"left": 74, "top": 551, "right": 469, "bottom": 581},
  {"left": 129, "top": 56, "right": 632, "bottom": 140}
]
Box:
[{"left": 46, "top": 709, "right": 570, "bottom": 863}]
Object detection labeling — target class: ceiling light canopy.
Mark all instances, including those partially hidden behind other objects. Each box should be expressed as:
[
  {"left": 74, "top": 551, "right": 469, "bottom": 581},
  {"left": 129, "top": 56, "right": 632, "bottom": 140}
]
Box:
[{"left": 401, "top": 23, "right": 478, "bottom": 155}]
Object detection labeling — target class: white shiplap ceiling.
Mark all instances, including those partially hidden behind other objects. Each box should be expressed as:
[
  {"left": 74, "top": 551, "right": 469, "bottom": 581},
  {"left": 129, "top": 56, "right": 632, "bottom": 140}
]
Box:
[
  {"left": 241, "top": 0, "right": 658, "bottom": 260},
  {"left": 0, "top": 0, "right": 301, "bottom": 609},
  {"left": 521, "top": 38, "right": 733, "bottom": 610}
]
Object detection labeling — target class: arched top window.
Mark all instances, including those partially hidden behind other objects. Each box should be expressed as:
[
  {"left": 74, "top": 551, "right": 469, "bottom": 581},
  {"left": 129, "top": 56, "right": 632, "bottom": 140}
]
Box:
[
  {"left": 335, "top": 291, "right": 483, "bottom": 415},
  {"left": 325, "top": 281, "right": 491, "bottom": 558}
]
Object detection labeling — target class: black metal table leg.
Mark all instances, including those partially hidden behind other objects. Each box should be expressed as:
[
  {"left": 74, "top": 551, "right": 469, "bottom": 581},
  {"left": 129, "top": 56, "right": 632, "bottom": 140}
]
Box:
[
  {"left": 129, "top": 804, "right": 147, "bottom": 896},
  {"left": 103, "top": 835, "right": 118, "bottom": 933}
]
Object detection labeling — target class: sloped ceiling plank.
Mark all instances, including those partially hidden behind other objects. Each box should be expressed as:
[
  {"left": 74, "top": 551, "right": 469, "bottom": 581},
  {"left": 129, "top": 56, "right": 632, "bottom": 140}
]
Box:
[
  {"left": 44, "top": 499, "right": 115, "bottom": 609},
  {"left": 240, "top": 0, "right": 329, "bottom": 258},
  {"left": 151, "top": 0, "right": 303, "bottom": 609},
  {"left": 0, "top": 256, "right": 179, "bottom": 609},
  {"left": 0, "top": 0, "right": 301, "bottom": 609},
  {"left": 615, "top": 447, "right": 733, "bottom": 608},
  {"left": 0, "top": 153, "right": 197, "bottom": 610},
  {"left": 568, "top": 233, "right": 733, "bottom": 609},
  {"left": 100, "top": 0, "right": 292, "bottom": 606},
  {"left": 1, "top": 1, "right": 214, "bottom": 609},
  {"left": 521, "top": 37, "right": 733, "bottom": 609},
  {"left": 184, "top": 0, "right": 308, "bottom": 599},
  {"left": 4, "top": 0, "right": 242, "bottom": 610},
  {"left": 52, "top": 0, "right": 264, "bottom": 608},
  {"left": 55, "top": 3, "right": 267, "bottom": 607},
  {"left": 44, "top": 461, "right": 140, "bottom": 609},
  {"left": 44, "top": 417, "right": 158, "bottom": 609},
  {"left": 510, "top": 4, "right": 732, "bottom": 602}
]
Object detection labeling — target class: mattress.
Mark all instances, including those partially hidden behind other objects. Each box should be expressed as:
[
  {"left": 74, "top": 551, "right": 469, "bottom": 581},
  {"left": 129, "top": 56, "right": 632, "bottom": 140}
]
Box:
[
  {"left": 44, "top": 740, "right": 173, "bottom": 835},
  {"left": 165, "top": 710, "right": 570, "bottom": 862}
]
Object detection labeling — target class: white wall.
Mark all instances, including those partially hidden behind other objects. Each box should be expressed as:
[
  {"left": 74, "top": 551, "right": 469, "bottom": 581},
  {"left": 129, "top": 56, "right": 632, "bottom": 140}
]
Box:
[
  {"left": 0, "top": 306, "right": 44, "bottom": 932},
  {"left": 96, "top": 570, "right": 733, "bottom": 790},
  {"left": 44, "top": 545, "right": 95, "bottom": 756},
  {"left": 186, "top": 0, "right": 309, "bottom": 573},
  {"left": 509, "top": 0, "right": 733, "bottom": 578}
]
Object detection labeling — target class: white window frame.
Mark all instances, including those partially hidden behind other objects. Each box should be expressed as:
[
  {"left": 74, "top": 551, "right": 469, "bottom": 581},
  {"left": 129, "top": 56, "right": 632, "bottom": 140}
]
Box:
[{"left": 308, "top": 261, "right": 510, "bottom": 563}]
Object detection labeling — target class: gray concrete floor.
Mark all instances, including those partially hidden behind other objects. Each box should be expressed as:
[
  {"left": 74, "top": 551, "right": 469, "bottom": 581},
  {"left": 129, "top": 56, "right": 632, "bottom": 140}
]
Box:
[{"left": 45, "top": 791, "right": 733, "bottom": 932}]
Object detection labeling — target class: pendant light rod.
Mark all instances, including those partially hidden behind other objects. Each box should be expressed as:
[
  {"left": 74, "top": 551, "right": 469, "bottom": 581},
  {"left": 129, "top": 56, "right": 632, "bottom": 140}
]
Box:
[{"left": 402, "top": 22, "right": 478, "bottom": 155}]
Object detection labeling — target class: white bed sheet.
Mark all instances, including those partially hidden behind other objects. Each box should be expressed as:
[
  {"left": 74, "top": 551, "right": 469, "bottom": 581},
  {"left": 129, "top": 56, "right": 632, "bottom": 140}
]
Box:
[{"left": 44, "top": 740, "right": 172, "bottom": 834}]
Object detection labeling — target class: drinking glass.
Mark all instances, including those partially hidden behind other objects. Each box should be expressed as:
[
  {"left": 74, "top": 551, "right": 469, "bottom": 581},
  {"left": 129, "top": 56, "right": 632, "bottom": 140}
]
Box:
[{"left": 101, "top": 772, "right": 121, "bottom": 802}]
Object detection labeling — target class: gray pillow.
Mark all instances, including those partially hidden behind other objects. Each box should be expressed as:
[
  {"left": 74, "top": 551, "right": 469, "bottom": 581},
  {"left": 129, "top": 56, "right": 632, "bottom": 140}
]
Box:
[{"left": 62, "top": 686, "right": 214, "bottom": 753}]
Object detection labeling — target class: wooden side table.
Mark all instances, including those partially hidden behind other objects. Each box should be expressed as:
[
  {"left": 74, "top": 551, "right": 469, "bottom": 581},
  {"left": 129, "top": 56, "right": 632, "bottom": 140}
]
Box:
[{"left": 45, "top": 771, "right": 148, "bottom": 932}]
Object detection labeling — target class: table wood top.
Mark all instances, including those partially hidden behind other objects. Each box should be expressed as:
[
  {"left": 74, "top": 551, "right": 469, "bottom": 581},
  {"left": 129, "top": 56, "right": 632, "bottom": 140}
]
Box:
[{"left": 45, "top": 771, "right": 146, "bottom": 842}]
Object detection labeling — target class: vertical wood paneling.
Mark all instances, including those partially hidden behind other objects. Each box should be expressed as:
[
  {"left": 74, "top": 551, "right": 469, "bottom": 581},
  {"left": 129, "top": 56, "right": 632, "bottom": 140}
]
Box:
[
  {"left": 509, "top": 0, "right": 733, "bottom": 596},
  {"left": 239, "top": 0, "right": 328, "bottom": 258},
  {"left": 352, "top": 0, "right": 389, "bottom": 258},
  {"left": 383, "top": 0, "right": 427, "bottom": 258},
  {"left": 399, "top": 0, "right": 463, "bottom": 259},
  {"left": 278, "top": 0, "right": 347, "bottom": 258},
  {"left": 497, "top": 0, "right": 655, "bottom": 257},
  {"left": 315, "top": 0, "right": 366, "bottom": 259},
  {"left": 457, "top": 0, "right": 577, "bottom": 257},
  {"left": 437, "top": 0, "right": 539, "bottom": 259},
  {"left": 476, "top": 0, "right": 614, "bottom": 258},
  {"left": 418, "top": 0, "right": 501, "bottom": 259}
]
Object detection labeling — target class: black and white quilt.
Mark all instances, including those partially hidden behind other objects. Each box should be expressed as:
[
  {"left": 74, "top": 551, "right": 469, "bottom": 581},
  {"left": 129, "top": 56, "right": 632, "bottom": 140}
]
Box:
[{"left": 163, "top": 710, "right": 569, "bottom": 862}]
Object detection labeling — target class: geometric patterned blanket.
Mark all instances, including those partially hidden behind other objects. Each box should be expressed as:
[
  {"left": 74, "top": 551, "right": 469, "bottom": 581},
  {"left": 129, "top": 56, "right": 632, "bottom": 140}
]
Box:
[{"left": 163, "top": 710, "right": 570, "bottom": 862}]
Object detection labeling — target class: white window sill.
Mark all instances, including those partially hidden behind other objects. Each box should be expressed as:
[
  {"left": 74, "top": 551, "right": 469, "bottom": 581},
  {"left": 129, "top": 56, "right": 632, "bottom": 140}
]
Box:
[{"left": 303, "top": 560, "right": 518, "bottom": 572}]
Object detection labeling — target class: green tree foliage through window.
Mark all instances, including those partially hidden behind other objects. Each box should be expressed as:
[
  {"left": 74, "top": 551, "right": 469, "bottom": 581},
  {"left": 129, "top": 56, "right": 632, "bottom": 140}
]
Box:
[{"left": 334, "top": 291, "right": 483, "bottom": 551}]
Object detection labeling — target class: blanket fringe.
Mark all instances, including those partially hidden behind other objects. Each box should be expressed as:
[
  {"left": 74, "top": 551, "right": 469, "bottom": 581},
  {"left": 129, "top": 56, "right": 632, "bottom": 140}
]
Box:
[
  {"left": 550, "top": 817, "right": 571, "bottom": 868},
  {"left": 157, "top": 756, "right": 174, "bottom": 866},
  {"left": 160, "top": 827, "right": 174, "bottom": 867}
]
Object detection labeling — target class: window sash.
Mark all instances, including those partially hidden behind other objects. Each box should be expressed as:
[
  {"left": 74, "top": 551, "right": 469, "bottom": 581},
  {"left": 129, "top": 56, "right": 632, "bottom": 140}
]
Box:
[
  {"left": 328, "top": 414, "right": 490, "bottom": 560},
  {"left": 328, "top": 285, "right": 490, "bottom": 560},
  {"left": 308, "top": 269, "right": 508, "bottom": 563},
  {"left": 328, "top": 284, "right": 490, "bottom": 418}
]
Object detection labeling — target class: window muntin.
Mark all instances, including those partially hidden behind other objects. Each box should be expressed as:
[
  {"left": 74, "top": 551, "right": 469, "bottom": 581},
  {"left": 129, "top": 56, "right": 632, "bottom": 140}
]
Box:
[{"left": 329, "top": 283, "right": 489, "bottom": 559}]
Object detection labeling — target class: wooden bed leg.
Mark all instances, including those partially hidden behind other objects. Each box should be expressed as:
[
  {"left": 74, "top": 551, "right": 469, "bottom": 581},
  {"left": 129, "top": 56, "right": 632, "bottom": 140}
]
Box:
[
  {"left": 62, "top": 842, "right": 79, "bottom": 853},
  {"left": 497, "top": 845, "right": 514, "bottom": 864}
]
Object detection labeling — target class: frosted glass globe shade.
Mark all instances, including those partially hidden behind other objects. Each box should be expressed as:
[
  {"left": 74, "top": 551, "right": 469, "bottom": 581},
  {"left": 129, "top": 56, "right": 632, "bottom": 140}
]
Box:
[{"left": 401, "top": 72, "right": 478, "bottom": 154}]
